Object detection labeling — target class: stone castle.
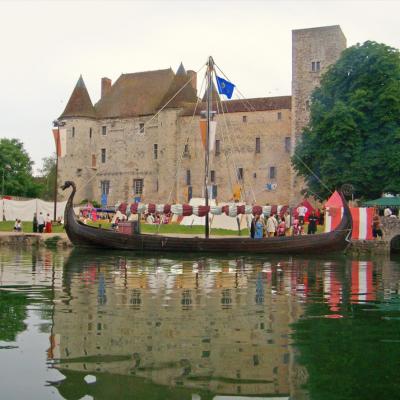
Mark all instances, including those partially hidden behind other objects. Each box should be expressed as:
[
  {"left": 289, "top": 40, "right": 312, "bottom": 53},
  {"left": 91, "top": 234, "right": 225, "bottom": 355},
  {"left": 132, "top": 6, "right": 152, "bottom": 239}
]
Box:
[{"left": 57, "top": 25, "right": 346, "bottom": 206}]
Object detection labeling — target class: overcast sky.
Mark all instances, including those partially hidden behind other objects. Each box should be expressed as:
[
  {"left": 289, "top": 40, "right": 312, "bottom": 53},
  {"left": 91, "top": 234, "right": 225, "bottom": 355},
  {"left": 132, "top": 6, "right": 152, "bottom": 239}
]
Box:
[{"left": 1, "top": 0, "right": 400, "bottom": 173}]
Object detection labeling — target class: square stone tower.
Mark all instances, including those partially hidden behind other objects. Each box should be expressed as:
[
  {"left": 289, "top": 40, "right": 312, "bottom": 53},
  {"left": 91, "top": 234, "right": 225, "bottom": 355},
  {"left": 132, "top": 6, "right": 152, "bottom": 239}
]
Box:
[{"left": 291, "top": 25, "right": 346, "bottom": 202}]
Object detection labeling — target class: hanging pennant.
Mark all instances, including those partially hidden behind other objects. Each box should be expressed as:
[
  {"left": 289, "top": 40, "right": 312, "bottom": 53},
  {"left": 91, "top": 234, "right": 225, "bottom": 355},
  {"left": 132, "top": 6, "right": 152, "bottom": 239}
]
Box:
[{"left": 199, "top": 120, "right": 217, "bottom": 150}]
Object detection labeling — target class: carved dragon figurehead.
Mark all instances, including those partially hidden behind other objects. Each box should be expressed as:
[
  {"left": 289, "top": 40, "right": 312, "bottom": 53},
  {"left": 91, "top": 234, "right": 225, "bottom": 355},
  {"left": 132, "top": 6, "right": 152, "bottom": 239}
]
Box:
[{"left": 61, "top": 180, "right": 76, "bottom": 191}]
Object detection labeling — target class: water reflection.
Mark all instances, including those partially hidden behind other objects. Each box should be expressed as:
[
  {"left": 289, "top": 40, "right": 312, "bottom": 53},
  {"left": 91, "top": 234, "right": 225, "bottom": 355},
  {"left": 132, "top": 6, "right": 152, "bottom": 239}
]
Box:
[
  {"left": 1, "top": 248, "right": 400, "bottom": 399},
  {"left": 50, "top": 251, "right": 305, "bottom": 399}
]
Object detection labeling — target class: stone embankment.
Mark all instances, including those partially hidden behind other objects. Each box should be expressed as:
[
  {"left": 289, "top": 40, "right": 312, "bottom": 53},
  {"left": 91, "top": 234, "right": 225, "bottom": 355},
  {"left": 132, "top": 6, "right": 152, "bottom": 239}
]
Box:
[
  {"left": 0, "top": 232, "right": 72, "bottom": 249},
  {"left": 346, "top": 239, "right": 390, "bottom": 255}
]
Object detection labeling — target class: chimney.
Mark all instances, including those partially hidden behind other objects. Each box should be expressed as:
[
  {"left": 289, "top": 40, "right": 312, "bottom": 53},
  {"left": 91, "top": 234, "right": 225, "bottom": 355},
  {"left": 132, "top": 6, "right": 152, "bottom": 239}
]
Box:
[
  {"left": 101, "top": 77, "right": 112, "bottom": 98},
  {"left": 187, "top": 70, "right": 197, "bottom": 94}
]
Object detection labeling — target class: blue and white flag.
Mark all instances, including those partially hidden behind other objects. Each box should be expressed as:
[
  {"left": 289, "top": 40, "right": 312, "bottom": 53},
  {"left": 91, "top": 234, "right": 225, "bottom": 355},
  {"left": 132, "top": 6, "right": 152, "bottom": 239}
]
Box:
[{"left": 215, "top": 75, "right": 235, "bottom": 99}]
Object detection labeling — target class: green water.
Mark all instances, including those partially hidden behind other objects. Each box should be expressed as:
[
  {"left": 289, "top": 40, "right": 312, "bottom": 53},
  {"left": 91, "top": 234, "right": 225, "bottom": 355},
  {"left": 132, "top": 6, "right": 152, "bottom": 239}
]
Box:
[{"left": 0, "top": 248, "right": 400, "bottom": 399}]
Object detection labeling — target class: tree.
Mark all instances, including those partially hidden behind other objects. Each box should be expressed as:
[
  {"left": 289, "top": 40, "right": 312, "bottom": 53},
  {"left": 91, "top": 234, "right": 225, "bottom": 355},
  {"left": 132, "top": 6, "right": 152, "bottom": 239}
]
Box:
[
  {"left": 0, "top": 138, "right": 43, "bottom": 198},
  {"left": 36, "top": 155, "right": 57, "bottom": 201},
  {"left": 292, "top": 41, "right": 400, "bottom": 200}
]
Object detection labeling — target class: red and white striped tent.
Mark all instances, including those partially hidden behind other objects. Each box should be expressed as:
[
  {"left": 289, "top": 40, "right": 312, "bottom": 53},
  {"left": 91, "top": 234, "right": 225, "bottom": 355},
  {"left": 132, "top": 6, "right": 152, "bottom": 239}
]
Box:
[{"left": 325, "top": 191, "right": 374, "bottom": 240}]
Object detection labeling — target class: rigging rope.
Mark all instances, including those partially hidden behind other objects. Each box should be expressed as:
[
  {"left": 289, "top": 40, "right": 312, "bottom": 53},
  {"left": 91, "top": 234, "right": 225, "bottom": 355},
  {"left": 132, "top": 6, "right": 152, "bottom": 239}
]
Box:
[
  {"left": 156, "top": 66, "right": 208, "bottom": 234},
  {"left": 215, "top": 61, "right": 333, "bottom": 199}
]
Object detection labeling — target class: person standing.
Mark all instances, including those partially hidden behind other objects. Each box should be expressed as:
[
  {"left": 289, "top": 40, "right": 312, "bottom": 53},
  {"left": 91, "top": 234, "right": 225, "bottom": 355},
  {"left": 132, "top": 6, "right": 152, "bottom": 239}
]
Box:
[
  {"left": 307, "top": 211, "right": 319, "bottom": 235},
  {"left": 277, "top": 217, "right": 286, "bottom": 236},
  {"left": 37, "top": 212, "right": 45, "bottom": 233},
  {"left": 32, "top": 213, "right": 38, "bottom": 233},
  {"left": 250, "top": 216, "right": 256, "bottom": 239},
  {"left": 254, "top": 215, "right": 264, "bottom": 239},
  {"left": 266, "top": 213, "right": 278, "bottom": 237},
  {"left": 45, "top": 213, "right": 52, "bottom": 233},
  {"left": 372, "top": 213, "right": 383, "bottom": 239},
  {"left": 384, "top": 207, "right": 392, "bottom": 217},
  {"left": 296, "top": 204, "right": 308, "bottom": 225},
  {"left": 284, "top": 211, "right": 291, "bottom": 235}
]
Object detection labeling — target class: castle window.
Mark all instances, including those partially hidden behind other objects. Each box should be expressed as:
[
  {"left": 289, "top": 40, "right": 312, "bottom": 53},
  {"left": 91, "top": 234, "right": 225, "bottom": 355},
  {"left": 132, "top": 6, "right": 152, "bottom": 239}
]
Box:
[
  {"left": 255, "top": 137, "right": 261, "bottom": 153},
  {"left": 100, "top": 180, "right": 110, "bottom": 195},
  {"left": 277, "top": 112, "right": 282, "bottom": 120},
  {"left": 133, "top": 179, "right": 143, "bottom": 195},
  {"left": 89, "top": 128, "right": 92, "bottom": 138},
  {"left": 269, "top": 166, "right": 276, "bottom": 179},
  {"left": 153, "top": 144, "right": 158, "bottom": 160},
  {"left": 285, "top": 137, "right": 291, "bottom": 153},
  {"left": 311, "top": 61, "right": 321, "bottom": 72},
  {"left": 237, "top": 167, "right": 244, "bottom": 181},
  {"left": 242, "top": 115, "right": 247, "bottom": 123},
  {"left": 139, "top": 123, "right": 145, "bottom": 134},
  {"left": 210, "top": 170, "right": 215, "bottom": 183},
  {"left": 102, "top": 126, "right": 107, "bottom": 136},
  {"left": 101, "top": 148, "right": 106, "bottom": 163},
  {"left": 186, "top": 169, "right": 191, "bottom": 186},
  {"left": 215, "top": 139, "right": 221, "bottom": 155},
  {"left": 183, "top": 143, "right": 189, "bottom": 156},
  {"left": 92, "top": 154, "right": 96, "bottom": 167},
  {"left": 72, "top": 127, "right": 75, "bottom": 138},
  {"left": 155, "top": 179, "right": 159, "bottom": 192},
  {"left": 212, "top": 184, "right": 217, "bottom": 199}
]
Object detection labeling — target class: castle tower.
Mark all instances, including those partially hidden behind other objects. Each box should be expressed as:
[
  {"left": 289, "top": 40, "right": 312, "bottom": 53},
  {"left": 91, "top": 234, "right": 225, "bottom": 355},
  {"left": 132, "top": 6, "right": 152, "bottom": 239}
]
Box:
[{"left": 291, "top": 25, "right": 346, "bottom": 203}]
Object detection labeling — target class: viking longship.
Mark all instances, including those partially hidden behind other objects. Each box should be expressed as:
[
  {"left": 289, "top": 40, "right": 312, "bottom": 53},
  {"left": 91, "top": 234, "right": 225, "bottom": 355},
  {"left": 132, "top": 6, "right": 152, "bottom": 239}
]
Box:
[{"left": 61, "top": 57, "right": 352, "bottom": 254}]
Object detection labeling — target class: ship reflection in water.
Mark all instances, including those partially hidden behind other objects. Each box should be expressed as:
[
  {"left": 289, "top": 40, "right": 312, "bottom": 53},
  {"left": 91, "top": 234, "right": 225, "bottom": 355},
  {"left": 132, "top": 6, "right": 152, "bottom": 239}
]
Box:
[
  {"left": 49, "top": 250, "right": 309, "bottom": 400},
  {"left": 5, "top": 248, "right": 392, "bottom": 400}
]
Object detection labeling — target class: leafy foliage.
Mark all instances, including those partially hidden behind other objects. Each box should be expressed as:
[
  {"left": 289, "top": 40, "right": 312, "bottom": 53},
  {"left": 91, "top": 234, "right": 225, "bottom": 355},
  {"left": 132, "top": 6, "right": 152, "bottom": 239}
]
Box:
[
  {"left": 0, "top": 138, "right": 43, "bottom": 197},
  {"left": 0, "top": 291, "right": 28, "bottom": 341},
  {"left": 292, "top": 41, "right": 400, "bottom": 200},
  {"left": 36, "top": 155, "right": 57, "bottom": 201}
]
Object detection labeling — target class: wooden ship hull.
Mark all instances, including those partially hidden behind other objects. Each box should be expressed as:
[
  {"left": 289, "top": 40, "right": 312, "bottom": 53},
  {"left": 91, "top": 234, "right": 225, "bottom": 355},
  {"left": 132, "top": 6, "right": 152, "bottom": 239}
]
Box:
[{"left": 61, "top": 181, "right": 352, "bottom": 255}]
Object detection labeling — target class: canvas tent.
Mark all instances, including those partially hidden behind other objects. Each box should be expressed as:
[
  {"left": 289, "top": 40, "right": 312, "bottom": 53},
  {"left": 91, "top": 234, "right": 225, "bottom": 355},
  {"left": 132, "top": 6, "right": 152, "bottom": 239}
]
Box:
[
  {"left": 363, "top": 196, "right": 400, "bottom": 209},
  {"left": 324, "top": 191, "right": 374, "bottom": 240},
  {"left": 0, "top": 198, "right": 66, "bottom": 221}
]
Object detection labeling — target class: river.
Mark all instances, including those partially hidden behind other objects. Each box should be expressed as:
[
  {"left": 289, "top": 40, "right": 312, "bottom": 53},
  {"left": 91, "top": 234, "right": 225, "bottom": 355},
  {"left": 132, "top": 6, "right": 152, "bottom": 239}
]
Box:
[{"left": 0, "top": 247, "right": 399, "bottom": 399}]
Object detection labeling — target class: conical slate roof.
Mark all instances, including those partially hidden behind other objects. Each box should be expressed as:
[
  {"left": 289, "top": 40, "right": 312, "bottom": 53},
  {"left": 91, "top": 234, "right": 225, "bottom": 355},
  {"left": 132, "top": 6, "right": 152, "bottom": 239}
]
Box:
[
  {"left": 157, "top": 64, "right": 197, "bottom": 109},
  {"left": 60, "top": 76, "right": 97, "bottom": 119},
  {"left": 176, "top": 62, "right": 186, "bottom": 75}
]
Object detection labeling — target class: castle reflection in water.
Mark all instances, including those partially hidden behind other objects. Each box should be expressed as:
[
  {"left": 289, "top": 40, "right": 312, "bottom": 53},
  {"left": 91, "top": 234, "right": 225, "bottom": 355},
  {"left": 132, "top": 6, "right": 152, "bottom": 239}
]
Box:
[
  {"left": 47, "top": 252, "right": 312, "bottom": 399},
  {"left": 34, "top": 249, "right": 398, "bottom": 400}
]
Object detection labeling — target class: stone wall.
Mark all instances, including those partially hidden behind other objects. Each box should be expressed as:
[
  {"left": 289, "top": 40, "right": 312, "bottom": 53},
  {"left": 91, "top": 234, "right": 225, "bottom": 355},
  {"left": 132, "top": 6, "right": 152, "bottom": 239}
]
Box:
[
  {"left": 59, "top": 107, "right": 292, "bottom": 206},
  {"left": 290, "top": 25, "right": 347, "bottom": 204}
]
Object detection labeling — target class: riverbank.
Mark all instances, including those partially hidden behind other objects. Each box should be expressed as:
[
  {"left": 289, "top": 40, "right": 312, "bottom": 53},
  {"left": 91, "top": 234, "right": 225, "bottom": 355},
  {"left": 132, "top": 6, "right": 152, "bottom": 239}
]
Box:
[{"left": 0, "top": 232, "right": 72, "bottom": 249}]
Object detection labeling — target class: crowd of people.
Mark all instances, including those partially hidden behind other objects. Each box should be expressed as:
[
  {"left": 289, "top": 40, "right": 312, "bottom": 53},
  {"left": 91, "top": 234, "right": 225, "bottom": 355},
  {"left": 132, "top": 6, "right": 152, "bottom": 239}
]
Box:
[
  {"left": 250, "top": 208, "right": 323, "bottom": 239},
  {"left": 10, "top": 204, "right": 396, "bottom": 239},
  {"left": 372, "top": 207, "right": 398, "bottom": 239}
]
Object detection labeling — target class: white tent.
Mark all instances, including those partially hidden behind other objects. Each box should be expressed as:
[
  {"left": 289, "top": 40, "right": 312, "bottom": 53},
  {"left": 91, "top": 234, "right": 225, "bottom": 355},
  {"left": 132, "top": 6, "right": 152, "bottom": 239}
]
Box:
[{"left": 1, "top": 198, "right": 67, "bottom": 221}]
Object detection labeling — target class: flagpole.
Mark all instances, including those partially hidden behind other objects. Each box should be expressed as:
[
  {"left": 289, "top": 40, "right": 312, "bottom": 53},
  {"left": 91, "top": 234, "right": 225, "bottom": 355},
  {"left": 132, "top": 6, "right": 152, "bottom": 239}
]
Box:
[
  {"left": 52, "top": 120, "right": 65, "bottom": 222},
  {"left": 205, "top": 56, "right": 213, "bottom": 239},
  {"left": 53, "top": 126, "right": 59, "bottom": 223}
]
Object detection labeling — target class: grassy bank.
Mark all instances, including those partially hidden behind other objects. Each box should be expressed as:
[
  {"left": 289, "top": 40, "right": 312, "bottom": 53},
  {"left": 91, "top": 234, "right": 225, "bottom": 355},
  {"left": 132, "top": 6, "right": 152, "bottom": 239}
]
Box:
[{"left": 0, "top": 221, "right": 65, "bottom": 233}]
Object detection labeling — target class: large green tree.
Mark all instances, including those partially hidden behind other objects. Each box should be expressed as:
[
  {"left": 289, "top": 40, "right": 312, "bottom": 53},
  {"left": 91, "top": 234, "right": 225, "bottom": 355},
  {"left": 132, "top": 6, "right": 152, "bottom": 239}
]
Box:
[
  {"left": 292, "top": 41, "right": 400, "bottom": 200},
  {"left": 0, "top": 138, "right": 43, "bottom": 197},
  {"left": 36, "top": 155, "right": 56, "bottom": 201}
]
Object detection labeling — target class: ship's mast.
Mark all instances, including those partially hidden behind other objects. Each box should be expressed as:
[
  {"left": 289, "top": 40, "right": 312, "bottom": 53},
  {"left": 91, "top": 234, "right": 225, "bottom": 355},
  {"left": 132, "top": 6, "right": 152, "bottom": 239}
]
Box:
[{"left": 204, "top": 56, "right": 213, "bottom": 239}]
